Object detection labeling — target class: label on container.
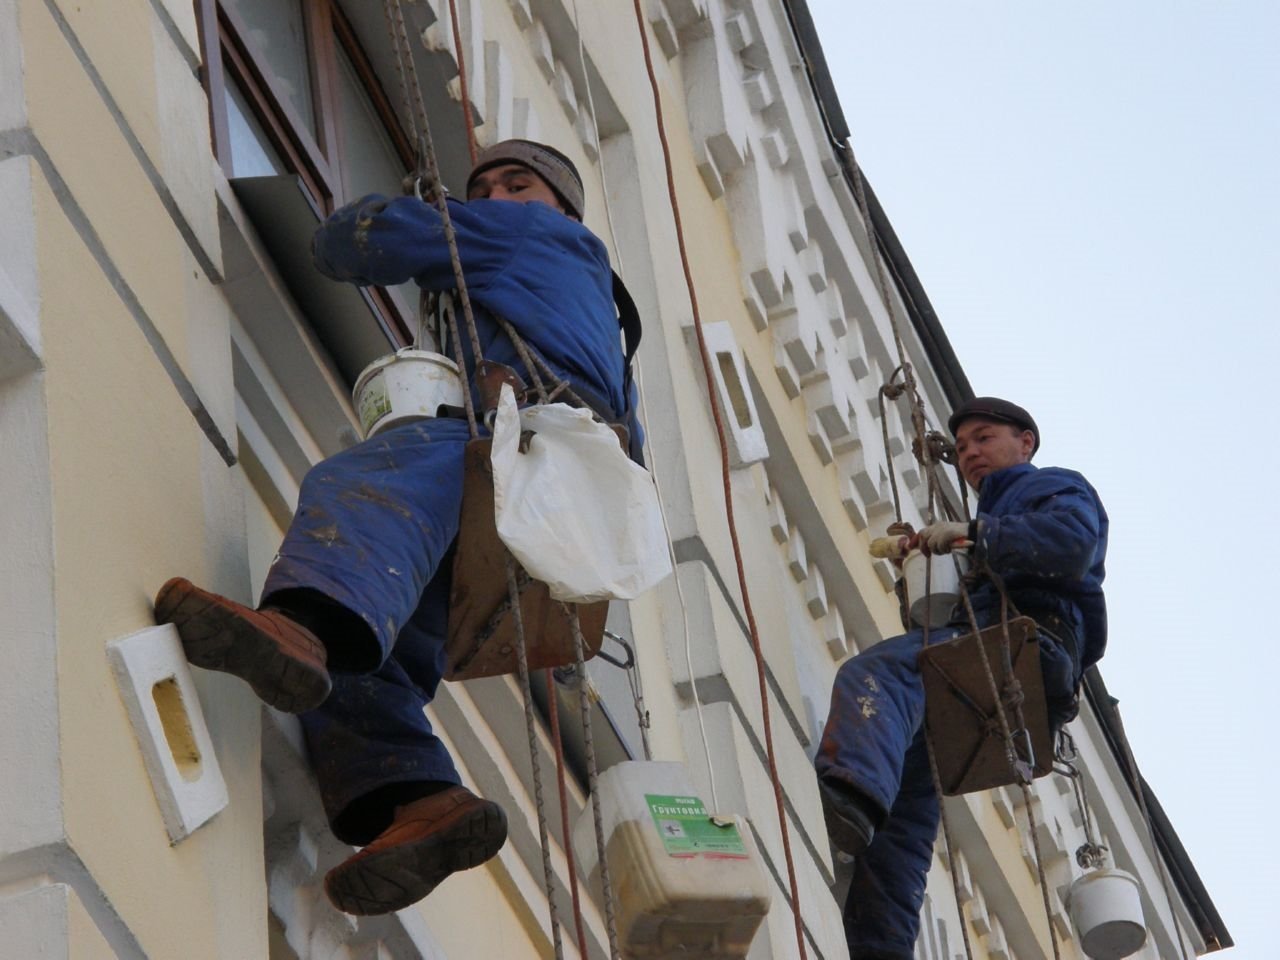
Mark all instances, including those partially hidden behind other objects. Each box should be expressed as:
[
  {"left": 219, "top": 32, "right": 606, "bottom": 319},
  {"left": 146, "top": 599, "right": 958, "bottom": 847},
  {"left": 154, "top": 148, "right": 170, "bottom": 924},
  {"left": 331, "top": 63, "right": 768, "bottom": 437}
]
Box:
[
  {"left": 358, "top": 378, "right": 392, "bottom": 435},
  {"left": 645, "top": 794, "right": 748, "bottom": 859}
]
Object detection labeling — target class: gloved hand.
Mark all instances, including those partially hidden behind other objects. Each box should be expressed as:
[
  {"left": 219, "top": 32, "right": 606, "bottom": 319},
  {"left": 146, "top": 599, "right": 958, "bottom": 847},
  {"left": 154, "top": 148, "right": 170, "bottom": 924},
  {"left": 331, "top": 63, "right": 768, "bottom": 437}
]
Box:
[{"left": 917, "top": 521, "right": 972, "bottom": 555}]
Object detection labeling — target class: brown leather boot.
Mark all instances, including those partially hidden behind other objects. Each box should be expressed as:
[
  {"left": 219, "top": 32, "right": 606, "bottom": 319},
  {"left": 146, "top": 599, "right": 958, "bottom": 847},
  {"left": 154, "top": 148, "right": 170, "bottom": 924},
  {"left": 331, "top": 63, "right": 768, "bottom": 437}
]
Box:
[
  {"left": 154, "top": 577, "right": 331, "bottom": 713},
  {"left": 324, "top": 785, "right": 508, "bottom": 916}
]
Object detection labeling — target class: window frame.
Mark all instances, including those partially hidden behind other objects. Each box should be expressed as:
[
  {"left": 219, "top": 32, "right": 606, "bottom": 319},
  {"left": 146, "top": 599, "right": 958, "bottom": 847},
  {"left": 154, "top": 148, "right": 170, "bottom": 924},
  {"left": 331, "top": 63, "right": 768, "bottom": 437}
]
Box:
[{"left": 195, "top": 0, "right": 416, "bottom": 344}]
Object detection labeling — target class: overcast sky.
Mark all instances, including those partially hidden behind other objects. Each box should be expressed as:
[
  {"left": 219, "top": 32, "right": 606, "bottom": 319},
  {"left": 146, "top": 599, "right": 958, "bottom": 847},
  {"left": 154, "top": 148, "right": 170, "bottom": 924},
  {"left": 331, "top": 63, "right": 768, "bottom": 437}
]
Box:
[{"left": 805, "top": 2, "right": 1279, "bottom": 957}]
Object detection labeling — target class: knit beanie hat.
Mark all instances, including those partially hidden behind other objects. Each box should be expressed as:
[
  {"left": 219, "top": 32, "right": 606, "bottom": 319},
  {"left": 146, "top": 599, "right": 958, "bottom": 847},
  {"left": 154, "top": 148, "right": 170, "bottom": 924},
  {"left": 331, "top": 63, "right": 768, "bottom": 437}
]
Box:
[{"left": 467, "top": 139, "right": 585, "bottom": 220}]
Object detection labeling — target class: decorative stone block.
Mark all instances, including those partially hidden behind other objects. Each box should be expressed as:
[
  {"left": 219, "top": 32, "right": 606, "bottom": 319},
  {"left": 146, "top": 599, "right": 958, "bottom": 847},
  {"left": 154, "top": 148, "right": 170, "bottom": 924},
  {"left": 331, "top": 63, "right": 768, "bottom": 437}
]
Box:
[
  {"left": 804, "top": 563, "right": 827, "bottom": 618},
  {"left": 760, "top": 129, "right": 789, "bottom": 169},
  {"left": 529, "top": 20, "right": 555, "bottom": 81},
  {"left": 824, "top": 607, "right": 847, "bottom": 659},
  {"left": 647, "top": 0, "right": 680, "bottom": 59},
  {"left": 551, "top": 60, "right": 579, "bottom": 123},
  {"left": 807, "top": 410, "right": 833, "bottom": 465},
  {"left": 107, "top": 624, "right": 228, "bottom": 843},
  {"left": 992, "top": 784, "right": 1018, "bottom": 828},
  {"left": 688, "top": 321, "right": 768, "bottom": 467},
  {"left": 765, "top": 486, "right": 788, "bottom": 544},
  {"left": 969, "top": 887, "right": 991, "bottom": 935},
  {"left": 872, "top": 558, "right": 896, "bottom": 592},
  {"left": 787, "top": 527, "right": 807, "bottom": 582},
  {"left": 505, "top": 0, "right": 532, "bottom": 29}
]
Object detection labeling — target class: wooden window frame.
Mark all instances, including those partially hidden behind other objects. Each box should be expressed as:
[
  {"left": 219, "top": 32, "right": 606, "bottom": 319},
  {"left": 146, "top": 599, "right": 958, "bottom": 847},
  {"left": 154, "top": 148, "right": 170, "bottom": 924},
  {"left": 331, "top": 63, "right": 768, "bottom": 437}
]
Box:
[{"left": 195, "top": 0, "right": 416, "bottom": 343}]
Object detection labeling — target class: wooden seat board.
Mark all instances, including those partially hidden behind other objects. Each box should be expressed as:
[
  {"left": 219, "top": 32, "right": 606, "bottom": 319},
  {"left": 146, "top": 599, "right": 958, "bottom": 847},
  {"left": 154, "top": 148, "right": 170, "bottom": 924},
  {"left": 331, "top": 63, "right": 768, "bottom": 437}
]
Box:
[
  {"left": 919, "top": 616, "right": 1054, "bottom": 796},
  {"left": 446, "top": 438, "right": 606, "bottom": 680}
]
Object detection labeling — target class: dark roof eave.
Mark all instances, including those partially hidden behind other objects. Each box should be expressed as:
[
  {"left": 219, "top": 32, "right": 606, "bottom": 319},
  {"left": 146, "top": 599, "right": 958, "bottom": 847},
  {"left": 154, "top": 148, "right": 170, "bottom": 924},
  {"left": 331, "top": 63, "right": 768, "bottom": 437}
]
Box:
[{"left": 779, "top": 0, "right": 971, "bottom": 409}]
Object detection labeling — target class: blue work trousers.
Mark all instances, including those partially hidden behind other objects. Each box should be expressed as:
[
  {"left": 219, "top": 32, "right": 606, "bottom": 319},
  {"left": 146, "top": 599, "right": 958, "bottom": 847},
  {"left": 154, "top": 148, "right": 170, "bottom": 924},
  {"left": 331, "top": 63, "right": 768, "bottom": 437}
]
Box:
[
  {"left": 262, "top": 418, "right": 476, "bottom": 840},
  {"left": 816, "top": 618, "right": 1076, "bottom": 958}
]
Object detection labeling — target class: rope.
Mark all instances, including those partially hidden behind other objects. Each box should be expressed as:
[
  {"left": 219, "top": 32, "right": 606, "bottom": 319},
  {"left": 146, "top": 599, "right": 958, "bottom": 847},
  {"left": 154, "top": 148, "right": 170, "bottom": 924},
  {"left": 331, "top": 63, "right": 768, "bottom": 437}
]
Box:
[
  {"left": 1018, "top": 781, "right": 1064, "bottom": 960},
  {"left": 378, "top": 4, "right": 605, "bottom": 951},
  {"left": 384, "top": 0, "right": 485, "bottom": 410},
  {"left": 955, "top": 581, "right": 1028, "bottom": 782},
  {"left": 506, "top": 559, "right": 565, "bottom": 960},
  {"left": 444, "top": 0, "right": 478, "bottom": 165},
  {"left": 626, "top": 4, "right": 807, "bottom": 956},
  {"left": 926, "top": 738, "right": 978, "bottom": 960},
  {"left": 380, "top": 0, "right": 423, "bottom": 146},
  {"left": 544, "top": 670, "right": 589, "bottom": 958},
  {"left": 844, "top": 145, "right": 937, "bottom": 528},
  {"left": 878, "top": 378, "right": 906, "bottom": 524},
  {"left": 566, "top": 606, "right": 622, "bottom": 960}
]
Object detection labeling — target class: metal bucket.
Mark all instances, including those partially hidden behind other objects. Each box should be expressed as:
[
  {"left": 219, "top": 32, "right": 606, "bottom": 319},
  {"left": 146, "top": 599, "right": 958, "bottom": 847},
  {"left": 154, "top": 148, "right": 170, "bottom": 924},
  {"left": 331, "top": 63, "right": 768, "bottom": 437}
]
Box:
[
  {"left": 902, "top": 549, "right": 968, "bottom": 627},
  {"left": 352, "top": 349, "right": 464, "bottom": 439},
  {"left": 1067, "top": 868, "right": 1147, "bottom": 959}
]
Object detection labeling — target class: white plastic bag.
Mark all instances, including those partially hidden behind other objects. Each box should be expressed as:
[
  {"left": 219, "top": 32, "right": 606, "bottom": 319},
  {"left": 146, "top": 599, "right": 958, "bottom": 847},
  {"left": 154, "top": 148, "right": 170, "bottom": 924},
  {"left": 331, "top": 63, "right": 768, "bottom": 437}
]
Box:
[{"left": 490, "top": 384, "right": 672, "bottom": 603}]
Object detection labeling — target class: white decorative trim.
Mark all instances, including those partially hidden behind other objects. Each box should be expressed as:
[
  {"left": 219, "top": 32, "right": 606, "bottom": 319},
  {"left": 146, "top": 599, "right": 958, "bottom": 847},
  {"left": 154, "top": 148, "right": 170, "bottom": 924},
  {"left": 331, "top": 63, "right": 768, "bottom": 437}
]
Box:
[
  {"left": 689, "top": 321, "right": 769, "bottom": 467},
  {"left": 107, "top": 625, "right": 229, "bottom": 844}
]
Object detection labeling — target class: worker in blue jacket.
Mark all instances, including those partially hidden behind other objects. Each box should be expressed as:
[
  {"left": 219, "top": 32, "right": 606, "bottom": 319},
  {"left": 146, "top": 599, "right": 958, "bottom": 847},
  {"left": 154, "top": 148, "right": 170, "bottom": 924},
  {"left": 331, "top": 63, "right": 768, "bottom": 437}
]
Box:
[
  {"left": 816, "top": 397, "right": 1108, "bottom": 960},
  {"left": 155, "top": 140, "right": 639, "bottom": 916}
]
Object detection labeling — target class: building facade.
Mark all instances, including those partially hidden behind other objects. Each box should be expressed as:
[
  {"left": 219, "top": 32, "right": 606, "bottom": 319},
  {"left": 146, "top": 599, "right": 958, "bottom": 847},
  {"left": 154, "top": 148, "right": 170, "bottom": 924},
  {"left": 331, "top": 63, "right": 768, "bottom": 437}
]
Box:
[{"left": 0, "top": 0, "right": 1229, "bottom": 957}]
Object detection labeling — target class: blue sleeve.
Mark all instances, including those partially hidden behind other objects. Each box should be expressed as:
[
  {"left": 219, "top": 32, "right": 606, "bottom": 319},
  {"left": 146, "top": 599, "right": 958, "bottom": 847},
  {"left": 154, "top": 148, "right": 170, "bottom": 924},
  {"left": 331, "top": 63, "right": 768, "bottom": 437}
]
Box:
[
  {"left": 311, "top": 195, "right": 531, "bottom": 291},
  {"left": 976, "top": 472, "right": 1102, "bottom": 582}
]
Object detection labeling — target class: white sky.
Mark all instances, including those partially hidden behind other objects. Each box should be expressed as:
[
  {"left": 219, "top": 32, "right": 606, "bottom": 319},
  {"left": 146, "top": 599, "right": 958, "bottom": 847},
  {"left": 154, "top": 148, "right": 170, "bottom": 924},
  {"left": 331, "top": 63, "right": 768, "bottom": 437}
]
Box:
[{"left": 805, "top": 2, "right": 1279, "bottom": 957}]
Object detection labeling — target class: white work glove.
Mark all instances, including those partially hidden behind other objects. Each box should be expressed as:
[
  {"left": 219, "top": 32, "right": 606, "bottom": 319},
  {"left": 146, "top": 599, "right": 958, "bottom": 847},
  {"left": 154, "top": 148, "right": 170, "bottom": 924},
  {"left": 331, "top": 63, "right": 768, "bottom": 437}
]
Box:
[{"left": 917, "top": 521, "right": 972, "bottom": 555}]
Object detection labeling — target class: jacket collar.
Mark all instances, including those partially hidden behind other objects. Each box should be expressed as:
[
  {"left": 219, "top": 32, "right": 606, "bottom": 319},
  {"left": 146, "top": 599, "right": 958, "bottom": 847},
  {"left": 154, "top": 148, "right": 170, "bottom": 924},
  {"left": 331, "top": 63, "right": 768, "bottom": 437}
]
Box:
[{"left": 977, "top": 461, "right": 1037, "bottom": 506}]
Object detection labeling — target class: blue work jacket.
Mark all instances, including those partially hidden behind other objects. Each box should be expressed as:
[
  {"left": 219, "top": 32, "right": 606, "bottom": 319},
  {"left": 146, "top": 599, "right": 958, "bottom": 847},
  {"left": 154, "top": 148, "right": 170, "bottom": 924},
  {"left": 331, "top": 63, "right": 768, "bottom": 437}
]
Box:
[
  {"left": 313, "top": 194, "right": 636, "bottom": 435},
  {"left": 969, "top": 462, "right": 1108, "bottom": 673}
]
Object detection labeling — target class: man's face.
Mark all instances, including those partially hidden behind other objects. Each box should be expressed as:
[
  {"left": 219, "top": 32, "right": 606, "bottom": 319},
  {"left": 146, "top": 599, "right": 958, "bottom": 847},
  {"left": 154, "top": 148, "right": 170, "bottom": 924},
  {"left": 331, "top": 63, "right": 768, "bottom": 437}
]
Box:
[
  {"left": 467, "top": 163, "right": 566, "bottom": 214},
  {"left": 954, "top": 417, "right": 1035, "bottom": 490}
]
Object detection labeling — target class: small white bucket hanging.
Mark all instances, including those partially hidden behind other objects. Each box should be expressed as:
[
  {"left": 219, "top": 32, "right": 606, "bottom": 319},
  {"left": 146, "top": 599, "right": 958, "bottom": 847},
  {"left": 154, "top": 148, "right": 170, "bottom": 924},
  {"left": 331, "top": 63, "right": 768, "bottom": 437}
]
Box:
[
  {"left": 1067, "top": 867, "right": 1148, "bottom": 960},
  {"left": 490, "top": 383, "right": 672, "bottom": 603},
  {"left": 352, "top": 348, "right": 464, "bottom": 439},
  {"left": 902, "top": 549, "right": 969, "bottom": 627}
]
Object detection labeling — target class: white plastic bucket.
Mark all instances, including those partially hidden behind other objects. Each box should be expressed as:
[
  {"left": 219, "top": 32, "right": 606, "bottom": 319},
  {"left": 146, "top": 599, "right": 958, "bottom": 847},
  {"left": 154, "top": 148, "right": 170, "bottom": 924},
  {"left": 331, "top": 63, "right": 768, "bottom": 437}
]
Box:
[
  {"left": 902, "top": 549, "right": 968, "bottom": 627},
  {"left": 1067, "top": 868, "right": 1147, "bottom": 960},
  {"left": 352, "top": 349, "right": 464, "bottom": 439}
]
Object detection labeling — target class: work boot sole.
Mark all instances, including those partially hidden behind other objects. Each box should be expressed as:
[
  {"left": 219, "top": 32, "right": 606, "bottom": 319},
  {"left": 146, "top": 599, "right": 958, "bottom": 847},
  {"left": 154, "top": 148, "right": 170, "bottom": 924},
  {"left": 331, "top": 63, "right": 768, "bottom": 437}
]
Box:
[
  {"left": 154, "top": 577, "right": 331, "bottom": 714},
  {"left": 325, "top": 798, "right": 508, "bottom": 916}
]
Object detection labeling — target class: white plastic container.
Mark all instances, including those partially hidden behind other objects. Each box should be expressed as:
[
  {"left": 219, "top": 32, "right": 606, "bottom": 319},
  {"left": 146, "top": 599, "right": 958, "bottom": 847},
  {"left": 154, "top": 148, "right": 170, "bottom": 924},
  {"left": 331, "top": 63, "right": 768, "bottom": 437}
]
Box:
[
  {"left": 902, "top": 549, "right": 969, "bottom": 627},
  {"left": 572, "top": 761, "right": 771, "bottom": 958},
  {"left": 1067, "top": 868, "right": 1148, "bottom": 960},
  {"left": 352, "top": 349, "right": 464, "bottom": 439}
]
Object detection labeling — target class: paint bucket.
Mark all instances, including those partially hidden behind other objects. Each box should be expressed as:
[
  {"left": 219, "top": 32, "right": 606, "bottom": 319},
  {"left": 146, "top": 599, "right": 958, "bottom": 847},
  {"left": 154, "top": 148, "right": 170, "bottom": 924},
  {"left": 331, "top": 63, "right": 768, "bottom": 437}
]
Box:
[
  {"left": 352, "top": 349, "right": 464, "bottom": 439},
  {"left": 902, "top": 549, "right": 968, "bottom": 627},
  {"left": 1067, "top": 868, "right": 1147, "bottom": 959},
  {"left": 572, "top": 761, "right": 771, "bottom": 958}
]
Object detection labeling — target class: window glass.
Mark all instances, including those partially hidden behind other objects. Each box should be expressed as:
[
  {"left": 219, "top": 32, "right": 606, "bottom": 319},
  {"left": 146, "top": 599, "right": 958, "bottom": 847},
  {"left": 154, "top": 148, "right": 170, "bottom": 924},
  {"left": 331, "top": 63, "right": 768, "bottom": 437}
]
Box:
[
  {"left": 225, "top": 80, "right": 286, "bottom": 178},
  {"left": 225, "top": 0, "right": 316, "bottom": 136},
  {"left": 335, "top": 43, "right": 406, "bottom": 201}
]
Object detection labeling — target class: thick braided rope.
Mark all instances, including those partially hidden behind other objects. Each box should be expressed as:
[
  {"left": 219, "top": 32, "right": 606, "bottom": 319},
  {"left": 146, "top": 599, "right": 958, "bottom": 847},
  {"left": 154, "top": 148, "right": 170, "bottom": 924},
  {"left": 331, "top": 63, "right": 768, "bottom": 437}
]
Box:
[
  {"left": 507, "top": 559, "right": 565, "bottom": 960},
  {"left": 566, "top": 606, "right": 622, "bottom": 959}
]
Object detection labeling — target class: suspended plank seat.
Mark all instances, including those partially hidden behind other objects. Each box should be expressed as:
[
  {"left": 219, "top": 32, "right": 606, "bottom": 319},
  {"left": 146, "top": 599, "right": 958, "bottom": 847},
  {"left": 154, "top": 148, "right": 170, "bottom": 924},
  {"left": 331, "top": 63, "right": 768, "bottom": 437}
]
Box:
[
  {"left": 444, "top": 356, "right": 609, "bottom": 680},
  {"left": 918, "top": 616, "right": 1054, "bottom": 795},
  {"left": 445, "top": 438, "right": 608, "bottom": 679}
]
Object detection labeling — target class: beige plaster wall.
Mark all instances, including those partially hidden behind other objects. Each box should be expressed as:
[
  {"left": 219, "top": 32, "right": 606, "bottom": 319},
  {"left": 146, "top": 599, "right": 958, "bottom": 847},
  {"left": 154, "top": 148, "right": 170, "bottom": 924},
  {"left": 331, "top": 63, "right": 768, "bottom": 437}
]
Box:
[{"left": 15, "top": 0, "right": 265, "bottom": 954}]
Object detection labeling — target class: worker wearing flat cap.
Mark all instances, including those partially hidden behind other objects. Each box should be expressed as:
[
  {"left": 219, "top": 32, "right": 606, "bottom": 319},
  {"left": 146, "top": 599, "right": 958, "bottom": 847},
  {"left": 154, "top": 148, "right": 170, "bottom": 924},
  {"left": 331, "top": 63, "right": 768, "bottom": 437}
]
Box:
[
  {"left": 154, "top": 140, "right": 642, "bottom": 917},
  {"left": 816, "top": 397, "right": 1109, "bottom": 960}
]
